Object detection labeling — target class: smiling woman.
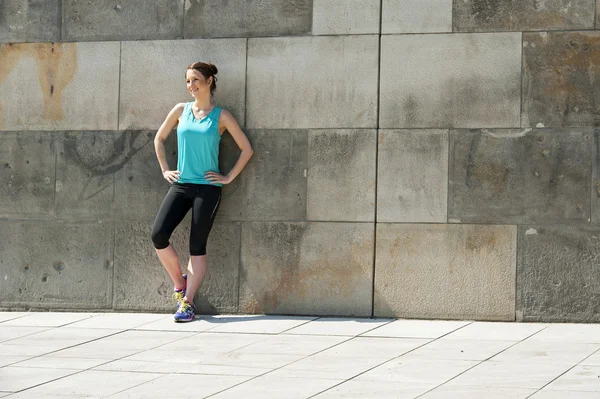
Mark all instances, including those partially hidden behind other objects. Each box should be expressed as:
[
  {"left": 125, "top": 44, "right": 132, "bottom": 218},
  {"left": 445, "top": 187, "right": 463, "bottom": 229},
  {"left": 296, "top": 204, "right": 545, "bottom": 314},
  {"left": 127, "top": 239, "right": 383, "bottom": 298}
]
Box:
[{"left": 150, "top": 61, "right": 254, "bottom": 322}]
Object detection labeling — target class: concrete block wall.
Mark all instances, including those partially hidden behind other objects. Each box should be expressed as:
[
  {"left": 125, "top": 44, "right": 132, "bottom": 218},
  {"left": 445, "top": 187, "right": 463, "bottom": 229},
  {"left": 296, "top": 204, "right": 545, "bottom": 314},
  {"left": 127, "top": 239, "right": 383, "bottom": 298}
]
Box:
[{"left": 1, "top": 0, "right": 599, "bottom": 322}]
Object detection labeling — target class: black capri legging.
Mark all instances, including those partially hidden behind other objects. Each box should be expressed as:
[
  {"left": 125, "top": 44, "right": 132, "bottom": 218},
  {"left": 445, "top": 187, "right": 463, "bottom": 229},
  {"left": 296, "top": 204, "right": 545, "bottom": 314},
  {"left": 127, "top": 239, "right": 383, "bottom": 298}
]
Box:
[{"left": 151, "top": 183, "right": 222, "bottom": 256}]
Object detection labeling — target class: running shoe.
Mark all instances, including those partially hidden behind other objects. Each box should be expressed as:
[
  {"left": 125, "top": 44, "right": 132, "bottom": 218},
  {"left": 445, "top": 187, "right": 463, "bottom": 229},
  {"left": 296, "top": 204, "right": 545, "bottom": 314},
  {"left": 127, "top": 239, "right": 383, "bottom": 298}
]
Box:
[
  {"left": 174, "top": 300, "right": 195, "bottom": 322},
  {"left": 172, "top": 274, "right": 187, "bottom": 309}
]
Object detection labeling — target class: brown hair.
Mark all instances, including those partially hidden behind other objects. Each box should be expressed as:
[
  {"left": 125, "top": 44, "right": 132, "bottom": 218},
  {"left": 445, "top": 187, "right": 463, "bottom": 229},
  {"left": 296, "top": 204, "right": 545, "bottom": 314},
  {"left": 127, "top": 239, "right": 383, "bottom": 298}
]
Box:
[{"left": 186, "top": 62, "right": 218, "bottom": 94}]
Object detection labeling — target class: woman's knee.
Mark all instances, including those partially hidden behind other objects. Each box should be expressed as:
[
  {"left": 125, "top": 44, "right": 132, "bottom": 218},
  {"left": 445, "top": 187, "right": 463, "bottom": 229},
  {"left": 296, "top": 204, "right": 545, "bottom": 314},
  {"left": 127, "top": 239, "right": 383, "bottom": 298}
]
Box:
[{"left": 151, "top": 229, "right": 171, "bottom": 250}]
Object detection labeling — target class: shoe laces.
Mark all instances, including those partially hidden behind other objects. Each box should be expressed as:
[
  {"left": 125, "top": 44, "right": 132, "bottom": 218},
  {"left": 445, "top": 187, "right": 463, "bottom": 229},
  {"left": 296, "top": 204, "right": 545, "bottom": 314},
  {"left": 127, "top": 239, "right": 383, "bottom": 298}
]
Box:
[{"left": 178, "top": 301, "right": 194, "bottom": 314}]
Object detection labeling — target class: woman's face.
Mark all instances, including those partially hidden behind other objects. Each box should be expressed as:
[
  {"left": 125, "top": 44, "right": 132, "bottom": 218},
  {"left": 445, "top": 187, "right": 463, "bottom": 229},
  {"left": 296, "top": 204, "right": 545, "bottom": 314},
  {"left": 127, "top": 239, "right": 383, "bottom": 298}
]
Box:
[{"left": 186, "top": 69, "right": 210, "bottom": 98}]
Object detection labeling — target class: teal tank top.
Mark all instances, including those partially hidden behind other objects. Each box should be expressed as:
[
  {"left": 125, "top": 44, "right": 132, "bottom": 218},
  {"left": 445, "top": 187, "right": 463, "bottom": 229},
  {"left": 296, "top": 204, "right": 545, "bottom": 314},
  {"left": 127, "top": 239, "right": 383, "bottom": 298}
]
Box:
[{"left": 176, "top": 103, "right": 222, "bottom": 186}]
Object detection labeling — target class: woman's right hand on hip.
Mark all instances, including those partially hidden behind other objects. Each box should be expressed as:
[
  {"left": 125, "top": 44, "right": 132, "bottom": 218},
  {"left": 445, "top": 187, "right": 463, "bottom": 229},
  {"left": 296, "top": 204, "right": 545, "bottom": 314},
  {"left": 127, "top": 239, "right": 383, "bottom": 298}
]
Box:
[{"left": 163, "top": 170, "right": 181, "bottom": 183}]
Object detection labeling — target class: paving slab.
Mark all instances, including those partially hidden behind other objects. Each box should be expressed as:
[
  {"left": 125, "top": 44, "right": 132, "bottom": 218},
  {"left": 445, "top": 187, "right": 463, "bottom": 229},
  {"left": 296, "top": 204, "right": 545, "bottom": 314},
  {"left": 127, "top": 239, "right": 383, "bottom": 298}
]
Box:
[
  {"left": 7, "top": 369, "right": 162, "bottom": 398},
  {"left": 283, "top": 317, "right": 393, "bottom": 336},
  {"left": 1, "top": 312, "right": 96, "bottom": 327},
  {"left": 0, "top": 366, "right": 77, "bottom": 393},
  {"left": 363, "top": 319, "right": 469, "bottom": 338},
  {"left": 209, "top": 375, "right": 344, "bottom": 399},
  {"left": 109, "top": 374, "right": 252, "bottom": 399},
  {"left": 442, "top": 321, "right": 547, "bottom": 341}
]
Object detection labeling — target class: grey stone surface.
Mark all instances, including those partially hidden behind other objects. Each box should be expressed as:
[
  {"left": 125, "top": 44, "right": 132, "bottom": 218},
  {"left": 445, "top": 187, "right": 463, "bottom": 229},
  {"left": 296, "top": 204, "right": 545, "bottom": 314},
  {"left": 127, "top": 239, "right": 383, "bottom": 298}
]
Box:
[
  {"left": 382, "top": 0, "right": 452, "bottom": 34},
  {"left": 62, "top": 0, "right": 184, "bottom": 41},
  {"left": 217, "top": 130, "right": 308, "bottom": 221},
  {"left": 0, "top": 220, "right": 114, "bottom": 309},
  {"left": 119, "top": 39, "right": 246, "bottom": 130},
  {"left": 0, "top": 132, "right": 55, "bottom": 217},
  {"left": 114, "top": 131, "right": 177, "bottom": 222},
  {"left": 522, "top": 31, "right": 600, "bottom": 128},
  {"left": 374, "top": 223, "right": 517, "bottom": 320},
  {"left": 0, "top": 0, "right": 60, "bottom": 43},
  {"left": 184, "top": 0, "right": 312, "bottom": 38},
  {"left": 312, "top": 0, "right": 380, "bottom": 35},
  {"left": 379, "top": 33, "right": 521, "bottom": 129},
  {"left": 113, "top": 220, "right": 240, "bottom": 314},
  {"left": 55, "top": 130, "right": 176, "bottom": 221},
  {"left": 247, "top": 36, "right": 379, "bottom": 129},
  {"left": 517, "top": 225, "right": 600, "bottom": 322},
  {"left": 453, "top": 0, "right": 596, "bottom": 32},
  {"left": 0, "top": 42, "right": 120, "bottom": 131},
  {"left": 449, "top": 128, "right": 592, "bottom": 224},
  {"left": 240, "top": 222, "right": 374, "bottom": 316},
  {"left": 307, "top": 129, "right": 376, "bottom": 222},
  {"left": 377, "top": 129, "right": 448, "bottom": 223},
  {"left": 593, "top": 128, "right": 600, "bottom": 223}
]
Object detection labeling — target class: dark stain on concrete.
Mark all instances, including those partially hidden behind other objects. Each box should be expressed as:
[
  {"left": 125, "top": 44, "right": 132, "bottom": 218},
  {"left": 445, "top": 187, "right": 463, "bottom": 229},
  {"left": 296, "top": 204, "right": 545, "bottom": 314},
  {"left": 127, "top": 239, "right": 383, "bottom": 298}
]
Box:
[{"left": 62, "top": 130, "right": 151, "bottom": 177}]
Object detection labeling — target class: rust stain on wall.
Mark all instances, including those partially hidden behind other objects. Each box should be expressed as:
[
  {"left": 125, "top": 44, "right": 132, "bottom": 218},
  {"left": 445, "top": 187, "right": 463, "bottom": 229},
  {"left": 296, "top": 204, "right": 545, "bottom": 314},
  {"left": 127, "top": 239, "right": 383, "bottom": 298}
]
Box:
[
  {"left": 0, "top": 42, "right": 77, "bottom": 127},
  {"left": 32, "top": 43, "right": 77, "bottom": 121}
]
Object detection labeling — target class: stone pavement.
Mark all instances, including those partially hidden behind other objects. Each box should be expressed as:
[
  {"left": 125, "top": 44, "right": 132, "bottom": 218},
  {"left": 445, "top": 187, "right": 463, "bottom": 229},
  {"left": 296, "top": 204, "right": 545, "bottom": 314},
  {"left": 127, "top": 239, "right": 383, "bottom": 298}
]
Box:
[{"left": 1, "top": 312, "right": 599, "bottom": 398}]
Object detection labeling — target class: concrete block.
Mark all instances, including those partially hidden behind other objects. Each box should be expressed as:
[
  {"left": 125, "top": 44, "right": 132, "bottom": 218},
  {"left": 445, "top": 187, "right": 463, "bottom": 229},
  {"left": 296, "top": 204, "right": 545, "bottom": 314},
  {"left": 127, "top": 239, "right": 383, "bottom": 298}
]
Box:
[
  {"left": 374, "top": 223, "right": 517, "bottom": 320},
  {"left": 119, "top": 39, "right": 246, "bottom": 130},
  {"left": 454, "top": 0, "right": 596, "bottom": 32},
  {"left": 62, "top": 0, "right": 184, "bottom": 41},
  {"left": 593, "top": 129, "right": 600, "bottom": 223},
  {"left": 307, "top": 129, "right": 376, "bottom": 222},
  {"left": 517, "top": 225, "right": 600, "bottom": 322},
  {"left": 247, "top": 36, "right": 378, "bottom": 129},
  {"left": 382, "top": 0, "right": 452, "bottom": 34},
  {"left": 449, "top": 128, "right": 592, "bottom": 224},
  {"left": 113, "top": 131, "right": 178, "bottom": 222},
  {"left": 113, "top": 220, "right": 240, "bottom": 314},
  {"left": 0, "top": 0, "right": 60, "bottom": 43},
  {"left": 0, "top": 42, "right": 120, "bottom": 130},
  {"left": 217, "top": 130, "right": 308, "bottom": 221},
  {"left": 0, "top": 132, "right": 55, "bottom": 217},
  {"left": 380, "top": 33, "right": 521, "bottom": 129},
  {"left": 240, "top": 222, "right": 374, "bottom": 316},
  {"left": 184, "top": 0, "right": 312, "bottom": 38},
  {"left": 377, "top": 129, "right": 448, "bottom": 223},
  {"left": 0, "top": 220, "right": 114, "bottom": 309},
  {"left": 522, "top": 31, "right": 600, "bottom": 128},
  {"left": 312, "top": 0, "right": 380, "bottom": 35}
]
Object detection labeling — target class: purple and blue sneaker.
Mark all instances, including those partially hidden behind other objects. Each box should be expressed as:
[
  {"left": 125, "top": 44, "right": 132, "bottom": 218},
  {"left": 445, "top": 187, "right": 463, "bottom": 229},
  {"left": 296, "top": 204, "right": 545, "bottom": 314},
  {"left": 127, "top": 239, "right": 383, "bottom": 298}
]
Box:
[
  {"left": 174, "top": 300, "right": 195, "bottom": 322},
  {"left": 172, "top": 274, "right": 187, "bottom": 309}
]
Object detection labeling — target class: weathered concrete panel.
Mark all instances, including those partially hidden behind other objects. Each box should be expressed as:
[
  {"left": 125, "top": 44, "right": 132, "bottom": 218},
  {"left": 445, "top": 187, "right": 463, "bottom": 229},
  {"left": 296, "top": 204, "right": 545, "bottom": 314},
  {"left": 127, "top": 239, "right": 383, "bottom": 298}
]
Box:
[
  {"left": 517, "top": 225, "right": 600, "bottom": 322},
  {"left": 114, "top": 131, "right": 178, "bottom": 222},
  {"left": 0, "top": 132, "right": 55, "bottom": 217},
  {"left": 114, "top": 220, "right": 240, "bottom": 314},
  {"left": 184, "top": 0, "right": 312, "bottom": 38},
  {"left": 374, "top": 223, "right": 517, "bottom": 320},
  {"left": 382, "top": 0, "right": 452, "bottom": 34},
  {"left": 377, "top": 129, "right": 448, "bottom": 223},
  {"left": 247, "top": 36, "right": 379, "bottom": 129},
  {"left": 217, "top": 130, "right": 308, "bottom": 221},
  {"left": 0, "top": 221, "right": 114, "bottom": 309},
  {"left": 119, "top": 39, "right": 246, "bottom": 130},
  {"left": 313, "top": 0, "right": 380, "bottom": 35},
  {"left": 449, "top": 128, "right": 592, "bottom": 224},
  {"left": 0, "top": 42, "right": 120, "bottom": 130},
  {"left": 55, "top": 132, "right": 117, "bottom": 219},
  {"left": 522, "top": 31, "right": 600, "bottom": 128},
  {"left": 593, "top": 128, "right": 600, "bottom": 223},
  {"left": 454, "top": 0, "right": 596, "bottom": 32},
  {"left": 380, "top": 33, "right": 521, "bottom": 129},
  {"left": 62, "top": 0, "right": 184, "bottom": 41},
  {"left": 240, "top": 222, "right": 374, "bottom": 316},
  {"left": 307, "top": 129, "right": 376, "bottom": 222},
  {"left": 0, "top": 0, "right": 60, "bottom": 43}
]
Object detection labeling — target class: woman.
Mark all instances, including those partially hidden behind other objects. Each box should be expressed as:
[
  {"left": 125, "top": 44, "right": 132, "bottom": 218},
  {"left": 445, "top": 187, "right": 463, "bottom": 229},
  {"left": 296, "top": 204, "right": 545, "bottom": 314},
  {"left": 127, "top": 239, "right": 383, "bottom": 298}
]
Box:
[{"left": 151, "top": 62, "right": 253, "bottom": 322}]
